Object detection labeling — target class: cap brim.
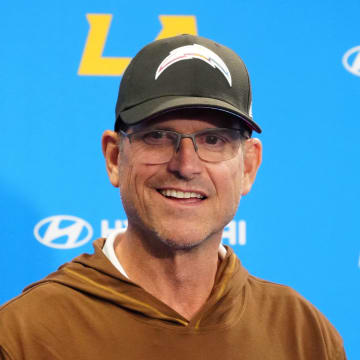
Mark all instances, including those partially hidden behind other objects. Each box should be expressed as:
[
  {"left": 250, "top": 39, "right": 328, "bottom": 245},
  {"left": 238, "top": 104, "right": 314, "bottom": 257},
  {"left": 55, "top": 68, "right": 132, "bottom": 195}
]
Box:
[{"left": 118, "top": 96, "right": 262, "bottom": 133}]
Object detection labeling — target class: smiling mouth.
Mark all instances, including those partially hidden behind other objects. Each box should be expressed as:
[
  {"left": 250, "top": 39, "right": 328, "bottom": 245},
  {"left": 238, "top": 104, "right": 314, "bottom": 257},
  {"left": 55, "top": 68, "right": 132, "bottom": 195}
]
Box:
[{"left": 157, "top": 189, "right": 206, "bottom": 200}]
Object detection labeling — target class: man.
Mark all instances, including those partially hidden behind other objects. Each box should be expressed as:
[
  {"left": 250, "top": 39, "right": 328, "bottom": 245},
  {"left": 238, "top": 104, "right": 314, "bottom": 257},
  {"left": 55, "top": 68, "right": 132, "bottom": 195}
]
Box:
[{"left": 0, "top": 34, "right": 346, "bottom": 359}]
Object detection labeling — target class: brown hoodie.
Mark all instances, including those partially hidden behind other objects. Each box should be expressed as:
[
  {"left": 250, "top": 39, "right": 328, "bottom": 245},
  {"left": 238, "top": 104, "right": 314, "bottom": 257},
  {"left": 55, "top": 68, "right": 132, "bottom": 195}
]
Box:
[{"left": 0, "top": 239, "right": 346, "bottom": 360}]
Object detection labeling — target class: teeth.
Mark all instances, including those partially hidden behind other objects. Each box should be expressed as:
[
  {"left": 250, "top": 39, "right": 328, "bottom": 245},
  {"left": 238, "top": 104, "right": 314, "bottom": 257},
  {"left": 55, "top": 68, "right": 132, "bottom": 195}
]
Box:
[{"left": 160, "top": 189, "right": 204, "bottom": 199}]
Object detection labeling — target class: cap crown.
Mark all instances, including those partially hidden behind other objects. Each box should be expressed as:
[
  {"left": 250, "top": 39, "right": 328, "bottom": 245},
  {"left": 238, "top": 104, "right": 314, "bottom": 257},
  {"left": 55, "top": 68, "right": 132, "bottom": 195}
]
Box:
[{"left": 115, "top": 34, "right": 261, "bottom": 133}]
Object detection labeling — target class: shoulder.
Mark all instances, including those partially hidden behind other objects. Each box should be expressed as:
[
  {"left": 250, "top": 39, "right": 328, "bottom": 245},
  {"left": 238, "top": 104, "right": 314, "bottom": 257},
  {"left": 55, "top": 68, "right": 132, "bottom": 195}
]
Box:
[
  {"left": 246, "top": 274, "right": 330, "bottom": 318},
  {"left": 244, "top": 275, "right": 346, "bottom": 359},
  {"left": 246, "top": 274, "right": 336, "bottom": 326},
  {"left": 247, "top": 274, "right": 313, "bottom": 304},
  {"left": 0, "top": 278, "right": 96, "bottom": 360},
  {"left": 0, "top": 279, "right": 89, "bottom": 338},
  {"left": 0, "top": 282, "right": 62, "bottom": 358},
  {"left": 0, "top": 281, "right": 74, "bottom": 328}
]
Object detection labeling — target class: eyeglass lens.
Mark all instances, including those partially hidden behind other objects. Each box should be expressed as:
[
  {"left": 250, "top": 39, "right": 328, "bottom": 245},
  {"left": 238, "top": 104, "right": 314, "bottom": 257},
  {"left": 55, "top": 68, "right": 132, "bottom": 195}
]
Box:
[{"left": 128, "top": 129, "right": 243, "bottom": 164}]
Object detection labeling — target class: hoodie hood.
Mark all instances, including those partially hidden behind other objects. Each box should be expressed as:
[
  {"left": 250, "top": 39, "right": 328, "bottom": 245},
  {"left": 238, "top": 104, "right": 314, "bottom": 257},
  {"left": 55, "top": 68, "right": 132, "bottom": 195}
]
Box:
[{"left": 25, "top": 238, "right": 249, "bottom": 330}]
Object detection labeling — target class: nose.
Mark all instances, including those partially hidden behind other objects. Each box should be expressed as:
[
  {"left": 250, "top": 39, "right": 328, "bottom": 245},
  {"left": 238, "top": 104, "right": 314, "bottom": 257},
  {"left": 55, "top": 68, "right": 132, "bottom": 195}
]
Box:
[{"left": 167, "top": 138, "right": 202, "bottom": 180}]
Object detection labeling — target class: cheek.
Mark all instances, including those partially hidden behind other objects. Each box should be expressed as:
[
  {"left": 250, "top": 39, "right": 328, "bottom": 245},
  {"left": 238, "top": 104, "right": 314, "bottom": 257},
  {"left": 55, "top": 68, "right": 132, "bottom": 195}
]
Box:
[
  {"left": 118, "top": 164, "right": 134, "bottom": 208},
  {"left": 211, "top": 158, "right": 243, "bottom": 205},
  {"left": 118, "top": 154, "right": 132, "bottom": 191},
  {"left": 118, "top": 159, "right": 160, "bottom": 206},
  {"left": 118, "top": 152, "right": 140, "bottom": 204},
  {"left": 118, "top": 149, "right": 144, "bottom": 190},
  {"left": 232, "top": 161, "right": 244, "bottom": 192}
]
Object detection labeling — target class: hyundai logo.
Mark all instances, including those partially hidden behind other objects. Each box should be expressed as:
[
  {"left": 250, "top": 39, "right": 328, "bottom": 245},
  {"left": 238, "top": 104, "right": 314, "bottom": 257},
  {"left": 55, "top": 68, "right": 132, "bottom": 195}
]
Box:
[
  {"left": 34, "top": 215, "right": 93, "bottom": 249},
  {"left": 342, "top": 46, "right": 360, "bottom": 77}
]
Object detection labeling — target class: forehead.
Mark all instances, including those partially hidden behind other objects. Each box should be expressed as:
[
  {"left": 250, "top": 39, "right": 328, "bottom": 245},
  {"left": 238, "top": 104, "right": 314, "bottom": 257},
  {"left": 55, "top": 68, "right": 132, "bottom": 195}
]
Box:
[{"left": 132, "top": 108, "right": 243, "bottom": 132}]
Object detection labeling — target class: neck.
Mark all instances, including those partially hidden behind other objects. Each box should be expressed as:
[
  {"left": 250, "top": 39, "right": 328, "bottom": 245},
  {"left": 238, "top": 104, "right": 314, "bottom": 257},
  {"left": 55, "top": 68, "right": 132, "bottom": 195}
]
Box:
[{"left": 114, "top": 225, "right": 222, "bottom": 320}]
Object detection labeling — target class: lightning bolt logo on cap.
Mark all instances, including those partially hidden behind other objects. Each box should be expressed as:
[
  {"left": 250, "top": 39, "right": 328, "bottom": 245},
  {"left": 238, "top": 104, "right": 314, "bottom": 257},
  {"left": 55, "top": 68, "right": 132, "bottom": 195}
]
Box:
[{"left": 155, "top": 44, "right": 232, "bottom": 87}]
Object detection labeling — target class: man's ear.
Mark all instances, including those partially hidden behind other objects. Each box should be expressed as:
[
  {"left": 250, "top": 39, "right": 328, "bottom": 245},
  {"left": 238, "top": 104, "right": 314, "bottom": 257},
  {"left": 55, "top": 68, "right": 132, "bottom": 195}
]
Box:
[
  {"left": 102, "top": 130, "right": 120, "bottom": 188},
  {"left": 241, "top": 138, "right": 262, "bottom": 195}
]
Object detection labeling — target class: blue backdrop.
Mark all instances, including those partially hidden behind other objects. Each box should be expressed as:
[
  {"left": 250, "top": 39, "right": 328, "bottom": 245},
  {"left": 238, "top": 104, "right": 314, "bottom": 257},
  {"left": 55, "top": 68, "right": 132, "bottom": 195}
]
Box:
[{"left": 1, "top": 1, "right": 359, "bottom": 358}]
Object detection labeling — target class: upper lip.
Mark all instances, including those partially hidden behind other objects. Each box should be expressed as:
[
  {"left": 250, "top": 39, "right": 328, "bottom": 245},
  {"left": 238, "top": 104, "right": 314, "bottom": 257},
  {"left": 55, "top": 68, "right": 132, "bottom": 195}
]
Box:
[{"left": 156, "top": 187, "right": 208, "bottom": 198}]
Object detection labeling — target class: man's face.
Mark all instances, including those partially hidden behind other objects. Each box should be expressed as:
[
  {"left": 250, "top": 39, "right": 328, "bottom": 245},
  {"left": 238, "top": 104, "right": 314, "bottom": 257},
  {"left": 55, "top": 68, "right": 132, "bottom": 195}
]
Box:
[{"left": 104, "top": 110, "right": 262, "bottom": 250}]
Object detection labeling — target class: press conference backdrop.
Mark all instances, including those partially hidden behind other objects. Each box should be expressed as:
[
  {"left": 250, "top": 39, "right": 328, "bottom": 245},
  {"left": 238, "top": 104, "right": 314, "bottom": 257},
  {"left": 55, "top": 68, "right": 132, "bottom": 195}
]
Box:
[{"left": 1, "top": 0, "right": 359, "bottom": 357}]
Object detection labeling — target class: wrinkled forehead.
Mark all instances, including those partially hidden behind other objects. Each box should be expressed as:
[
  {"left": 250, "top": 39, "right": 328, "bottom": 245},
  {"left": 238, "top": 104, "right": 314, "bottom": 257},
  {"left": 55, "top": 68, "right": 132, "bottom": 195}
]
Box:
[{"left": 129, "top": 108, "right": 251, "bottom": 133}]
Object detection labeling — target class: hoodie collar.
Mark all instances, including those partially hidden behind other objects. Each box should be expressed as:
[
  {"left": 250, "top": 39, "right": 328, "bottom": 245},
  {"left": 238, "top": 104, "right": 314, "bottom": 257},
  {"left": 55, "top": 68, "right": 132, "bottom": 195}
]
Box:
[{"left": 26, "top": 239, "right": 249, "bottom": 330}]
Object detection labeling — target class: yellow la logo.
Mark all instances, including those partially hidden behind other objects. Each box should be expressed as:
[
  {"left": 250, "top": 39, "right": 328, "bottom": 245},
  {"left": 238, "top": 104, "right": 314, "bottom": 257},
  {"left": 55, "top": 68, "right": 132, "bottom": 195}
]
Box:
[{"left": 78, "top": 14, "right": 198, "bottom": 76}]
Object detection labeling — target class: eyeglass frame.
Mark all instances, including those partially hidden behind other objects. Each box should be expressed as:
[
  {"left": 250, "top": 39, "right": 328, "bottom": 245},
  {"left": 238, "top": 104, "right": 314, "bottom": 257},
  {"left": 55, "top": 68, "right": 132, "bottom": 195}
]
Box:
[{"left": 118, "top": 127, "right": 250, "bottom": 163}]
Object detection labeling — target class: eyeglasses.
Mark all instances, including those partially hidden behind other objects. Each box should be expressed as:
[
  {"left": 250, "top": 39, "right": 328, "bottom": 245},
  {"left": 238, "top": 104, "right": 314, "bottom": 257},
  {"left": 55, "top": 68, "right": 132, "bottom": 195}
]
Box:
[{"left": 120, "top": 128, "right": 249, "bottom": 164}]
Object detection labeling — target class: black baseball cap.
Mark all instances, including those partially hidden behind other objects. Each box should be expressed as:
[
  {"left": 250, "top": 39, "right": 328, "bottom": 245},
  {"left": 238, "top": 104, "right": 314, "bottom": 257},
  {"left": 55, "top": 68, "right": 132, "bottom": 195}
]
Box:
[{"left": 115, "top": 34, "right": 261, "bottom": 133}]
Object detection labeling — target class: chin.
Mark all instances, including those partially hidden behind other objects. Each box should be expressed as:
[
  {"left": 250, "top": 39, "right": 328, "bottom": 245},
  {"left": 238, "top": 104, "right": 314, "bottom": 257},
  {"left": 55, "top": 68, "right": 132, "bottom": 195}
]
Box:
[
  {"left": 153, "top": 225, "right": 216, "bottom": 251},
  {"left": 158, "top": 236, "right": 204, "bottom": 251}
]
